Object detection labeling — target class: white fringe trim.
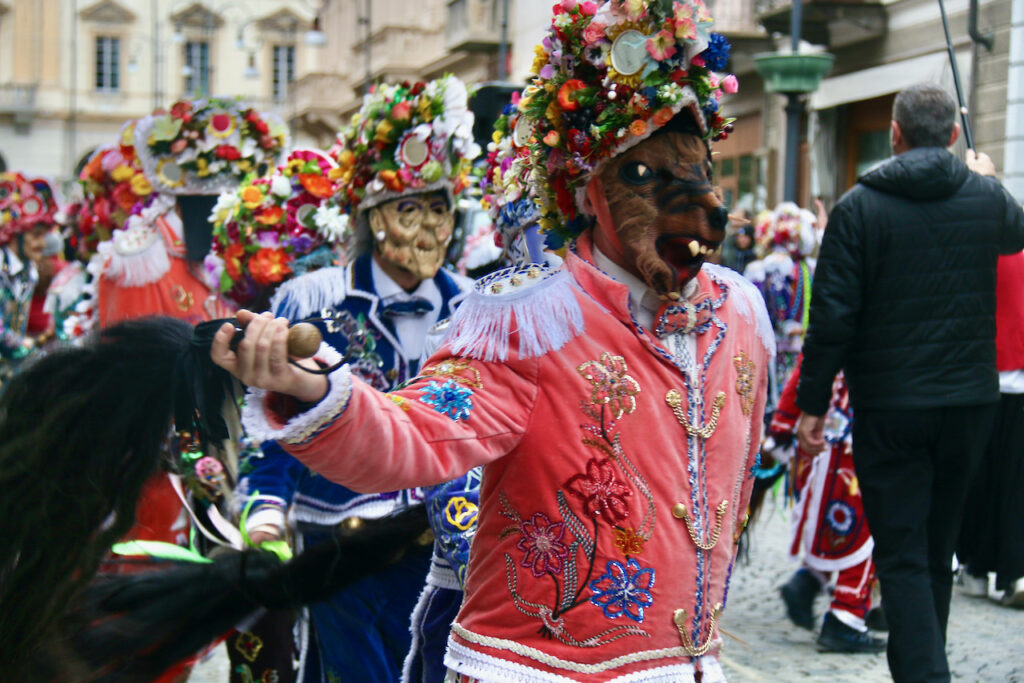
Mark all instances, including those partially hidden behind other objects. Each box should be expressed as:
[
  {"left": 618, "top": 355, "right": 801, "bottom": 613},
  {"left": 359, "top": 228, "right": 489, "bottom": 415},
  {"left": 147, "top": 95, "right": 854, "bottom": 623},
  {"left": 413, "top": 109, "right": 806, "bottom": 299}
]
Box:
[
  {"left": 402, "top": 581, "right": 437, "bottom": 683},
  {"left": 269, "top": 265, "right": 347, "bottom": 318},
  {"left": 444, "top": 638, "right": 721, "bottom": 682},
  {"left": 703, "top": 262, "right": 777, "bottom": 358},
  {"left": 100, "top": 225, "right": 168, "bottom": 287},
  {"left": 240, "top": 342, "right": 352, "bottom": 445},
  {"left": 445, "top": 266, "right": 585, "bottom": 362}
]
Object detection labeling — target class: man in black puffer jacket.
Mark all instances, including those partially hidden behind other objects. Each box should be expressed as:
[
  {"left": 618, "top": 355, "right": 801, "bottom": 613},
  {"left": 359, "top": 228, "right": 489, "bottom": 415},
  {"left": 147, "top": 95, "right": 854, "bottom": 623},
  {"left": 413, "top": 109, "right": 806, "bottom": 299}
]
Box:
[{"left": 795, "top": 83, "right": 1024, "bottom": 683}]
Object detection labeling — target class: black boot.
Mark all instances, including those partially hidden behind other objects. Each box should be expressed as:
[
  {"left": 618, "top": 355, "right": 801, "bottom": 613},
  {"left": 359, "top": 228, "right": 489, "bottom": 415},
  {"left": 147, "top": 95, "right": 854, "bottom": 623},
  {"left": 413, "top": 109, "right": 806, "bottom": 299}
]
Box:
[
  {"left": 816, "top": 611, "right": 886, "bottom": 653},
  {"left": 779, "top": 569, "right": 820, "bottom": 630},
  {"left": 865, "top": 605, "right": 888, "bottom": 631}
]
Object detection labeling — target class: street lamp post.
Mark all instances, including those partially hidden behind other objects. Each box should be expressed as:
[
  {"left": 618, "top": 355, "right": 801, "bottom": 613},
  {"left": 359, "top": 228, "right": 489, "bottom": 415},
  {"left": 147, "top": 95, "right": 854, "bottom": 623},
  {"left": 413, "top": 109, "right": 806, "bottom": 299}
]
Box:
[{"left": 753, "top": 0, "right": 834, "bottom": 203}]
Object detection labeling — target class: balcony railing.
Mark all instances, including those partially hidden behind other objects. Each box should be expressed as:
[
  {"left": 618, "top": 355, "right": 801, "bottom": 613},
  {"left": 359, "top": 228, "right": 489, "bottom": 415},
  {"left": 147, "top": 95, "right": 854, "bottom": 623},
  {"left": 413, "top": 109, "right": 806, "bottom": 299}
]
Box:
[{"left": 445, "top": 0, "right": 501, "bottom": 52}]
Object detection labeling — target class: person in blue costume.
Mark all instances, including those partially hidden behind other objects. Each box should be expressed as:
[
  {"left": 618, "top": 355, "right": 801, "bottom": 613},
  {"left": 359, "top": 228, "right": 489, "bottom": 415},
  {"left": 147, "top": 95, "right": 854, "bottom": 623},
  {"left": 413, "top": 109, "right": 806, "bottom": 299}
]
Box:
[
  {"left": 400, "top": 95, "right": 559, "bottom": 683},
  {"left": 237, "top": 74, "right": 479, "bottom": 683}
]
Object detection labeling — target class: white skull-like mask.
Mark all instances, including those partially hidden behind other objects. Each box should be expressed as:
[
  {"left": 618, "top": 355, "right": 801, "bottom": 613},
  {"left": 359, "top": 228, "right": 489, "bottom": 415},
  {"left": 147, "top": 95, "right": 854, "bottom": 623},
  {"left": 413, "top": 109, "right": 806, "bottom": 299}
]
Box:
[{"left": 368, "top": 191, "right": 455, "bottom": 281}]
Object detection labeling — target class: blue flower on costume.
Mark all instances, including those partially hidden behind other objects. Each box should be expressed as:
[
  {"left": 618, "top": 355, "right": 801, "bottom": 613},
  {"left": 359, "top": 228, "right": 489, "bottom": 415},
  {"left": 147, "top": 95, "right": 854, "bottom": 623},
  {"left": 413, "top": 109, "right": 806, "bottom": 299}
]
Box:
[
  {"left": 589, "top": 558, "right": 655, "bottom": 623},
  {"left": 419, "top": 379, "right": 474, "bottom": 421},
  {"left": 825, "top": 500, "right": 856, "bottom": 535}
]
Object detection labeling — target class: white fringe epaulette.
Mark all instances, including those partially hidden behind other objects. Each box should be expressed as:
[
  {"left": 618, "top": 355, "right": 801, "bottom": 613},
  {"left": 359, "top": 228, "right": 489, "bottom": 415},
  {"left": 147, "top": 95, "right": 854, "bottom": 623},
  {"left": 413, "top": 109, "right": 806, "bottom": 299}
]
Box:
[
  {"left": 702, "top": 262, "right": 777, "bottom": 359},
  {"left": 444, "top": 263, "right": 585, "bottom": 362},
  {"left": 100, "top": 223, "right": 170, "bottom": 287},
  {"left": 269, "top": 265, "right": 347, "bottom": 318}
]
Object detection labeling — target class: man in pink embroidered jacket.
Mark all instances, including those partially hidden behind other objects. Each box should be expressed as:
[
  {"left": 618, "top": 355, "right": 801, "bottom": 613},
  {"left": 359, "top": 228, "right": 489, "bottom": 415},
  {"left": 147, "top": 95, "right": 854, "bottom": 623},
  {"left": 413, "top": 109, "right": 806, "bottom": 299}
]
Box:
[
  {"left": 213, "top": 5, "right": 773, "bottom": 680},
  {"left": 214, "top": 127, "right": 773, "bottom": 683}
]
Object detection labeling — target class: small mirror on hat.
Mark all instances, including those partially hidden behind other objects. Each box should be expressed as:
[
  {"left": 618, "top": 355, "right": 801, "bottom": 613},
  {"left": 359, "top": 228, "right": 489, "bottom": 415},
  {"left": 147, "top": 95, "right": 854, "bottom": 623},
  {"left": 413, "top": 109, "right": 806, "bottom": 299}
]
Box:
[{"left": 610, "top": 30, "right": 648, "bottom": 76}]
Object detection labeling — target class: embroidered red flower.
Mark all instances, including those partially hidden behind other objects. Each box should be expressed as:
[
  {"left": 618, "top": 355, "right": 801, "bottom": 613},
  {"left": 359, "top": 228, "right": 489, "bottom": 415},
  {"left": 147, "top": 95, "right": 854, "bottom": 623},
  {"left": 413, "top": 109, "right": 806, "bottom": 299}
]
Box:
[
  {"left": 516, "top": 512, "right": 570, "bottom": 577},
  {"left": 565, "top": 457, "right": 632, "bottom": 525}
]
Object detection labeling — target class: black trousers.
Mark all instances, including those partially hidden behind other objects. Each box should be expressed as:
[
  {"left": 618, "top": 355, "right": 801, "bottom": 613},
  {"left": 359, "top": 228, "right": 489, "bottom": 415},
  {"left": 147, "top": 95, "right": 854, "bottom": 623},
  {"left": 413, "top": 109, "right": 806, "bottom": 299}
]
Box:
[
  {"left": 852, "top": 403, "right": 997, "bottom": 683},
  {"left": 957, "top": 393, "right": 1024, "bottom": 590}
]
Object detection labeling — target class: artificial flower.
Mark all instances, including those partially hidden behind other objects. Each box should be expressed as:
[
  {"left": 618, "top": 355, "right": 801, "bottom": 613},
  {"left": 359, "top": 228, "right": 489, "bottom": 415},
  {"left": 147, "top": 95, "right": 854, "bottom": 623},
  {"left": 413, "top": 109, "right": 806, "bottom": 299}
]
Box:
[
  {"left": 222, "top": 242, "right": 245, "bottom": 281},
  {"left": 647, "top": 29, "right": 677, "bottom": 60},
  {"left": 249, "top": 247, "right": 291, "bottom": 286},
  {"left": 299, "top": 173, "right": 332, "bottom": 198},
  {"left": 240, "top": 185, "right": 264, "bottom": 210},
  {"left": 255, "top": 206, "right": 284, "bottom": 225},
  {"left": 270, "top": 173, "right": 292, "bottom": 198},
  {"left": 110, "top": 165, "right": 135, "bottom": 183},
  {"left": 312, "top": 203, "right": 349, "bottom": 242}
]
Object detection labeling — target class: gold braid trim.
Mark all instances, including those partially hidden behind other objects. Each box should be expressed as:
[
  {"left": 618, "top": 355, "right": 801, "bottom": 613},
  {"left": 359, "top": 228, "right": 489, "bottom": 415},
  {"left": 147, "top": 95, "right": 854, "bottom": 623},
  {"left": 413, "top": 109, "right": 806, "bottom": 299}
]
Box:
[
  {"left": 672, "top": 602, "right": 723, "bottom": 657},
  {"left": 665, "top": 390, "right": 727, "bottom": 439},
  {"left": 672, "top": 500, "right": 728, "bottom": 551}
]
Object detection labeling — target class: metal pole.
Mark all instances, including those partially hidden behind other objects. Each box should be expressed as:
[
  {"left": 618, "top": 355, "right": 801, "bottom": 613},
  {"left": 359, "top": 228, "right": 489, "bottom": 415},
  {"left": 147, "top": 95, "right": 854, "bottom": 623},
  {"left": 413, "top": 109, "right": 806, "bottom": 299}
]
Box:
[
  {"left": 783, "top": 0, "right": 803, "bottom": 202},
  {"left": 497, "top": 0, "right": 510, "bottom": 80},
  {"left": 790, "top": 0, "right": 802, "bottom": 53},
  {"left": 784, "top": 95, "right": 802, "bottom": 202},
  {"left": 938, "top": 0, "right": 975, "bottom": 149}
]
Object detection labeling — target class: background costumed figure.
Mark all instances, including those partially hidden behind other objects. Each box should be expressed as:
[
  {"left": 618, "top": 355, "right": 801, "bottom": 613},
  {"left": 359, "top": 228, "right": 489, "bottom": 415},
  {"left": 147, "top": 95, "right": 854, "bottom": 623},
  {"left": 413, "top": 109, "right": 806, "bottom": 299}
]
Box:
[
  {"left": 237, "top": 74, "right": 478, "bottom": 682},
  {"left": 768, "top": 360, "right": 885, "bottom": 652},
  {"left": 206, "top": 147, "right": 351, "bottom": 683},
  {"left": 0, "top": 172, "right": 61, "bottom": 385},
  {"left": 743, "top": 202, "right": 819, "bottom": 406},
  {"left": 218, "top": 2, "right": 775, "bottom": 681}
]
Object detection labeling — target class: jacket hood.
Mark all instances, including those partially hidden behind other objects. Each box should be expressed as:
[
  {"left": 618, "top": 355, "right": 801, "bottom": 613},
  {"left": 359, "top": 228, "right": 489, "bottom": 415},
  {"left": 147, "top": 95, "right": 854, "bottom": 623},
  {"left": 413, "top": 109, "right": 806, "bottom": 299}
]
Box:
[{"left": 859, "top": 147, "right": 970, "bottom": 200}]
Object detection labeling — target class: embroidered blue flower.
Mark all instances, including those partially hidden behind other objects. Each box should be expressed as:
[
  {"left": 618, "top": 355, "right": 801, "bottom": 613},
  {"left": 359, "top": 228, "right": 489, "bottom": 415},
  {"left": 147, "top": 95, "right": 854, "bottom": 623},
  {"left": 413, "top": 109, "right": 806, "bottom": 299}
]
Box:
[
  {"left": 419, "top": 379, "right": 474, "bottom": 421},
  {"left": 825, "top": 500, "right": 856, "bottom": 535},
  {"left": 588, "top": 558, "right": 655, "bottom": 623}
]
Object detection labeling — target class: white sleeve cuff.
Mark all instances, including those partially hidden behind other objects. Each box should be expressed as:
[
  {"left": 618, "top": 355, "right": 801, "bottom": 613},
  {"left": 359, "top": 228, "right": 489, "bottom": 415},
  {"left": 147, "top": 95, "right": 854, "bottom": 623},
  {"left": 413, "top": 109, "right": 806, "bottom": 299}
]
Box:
[{"left": 241, "top": 341, "right": 353, "bottom": 445}]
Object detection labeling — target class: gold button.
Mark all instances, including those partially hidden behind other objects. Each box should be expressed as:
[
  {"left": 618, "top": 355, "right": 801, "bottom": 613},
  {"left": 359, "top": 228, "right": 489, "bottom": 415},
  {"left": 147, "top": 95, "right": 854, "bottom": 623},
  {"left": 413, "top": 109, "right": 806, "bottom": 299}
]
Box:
[
  {"left": 672, "top": 503, "right": 687, "bottom": 519},
  {"left": 386, "top": 368, "right": 399, "bottom": 381}
]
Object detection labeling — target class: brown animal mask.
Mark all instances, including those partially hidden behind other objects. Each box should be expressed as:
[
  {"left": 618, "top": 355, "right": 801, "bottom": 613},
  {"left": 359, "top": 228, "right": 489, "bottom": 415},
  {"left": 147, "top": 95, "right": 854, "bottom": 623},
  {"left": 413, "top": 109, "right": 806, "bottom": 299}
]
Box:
[{"left": 589, "top": 119, "right": 728, "bottom": 298}]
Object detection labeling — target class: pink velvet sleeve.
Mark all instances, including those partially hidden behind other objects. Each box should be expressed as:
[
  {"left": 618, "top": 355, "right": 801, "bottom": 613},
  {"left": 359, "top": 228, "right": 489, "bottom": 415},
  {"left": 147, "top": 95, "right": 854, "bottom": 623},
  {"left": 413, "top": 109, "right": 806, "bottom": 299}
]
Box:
[{"left": 247, "top": 348, "right": 539, "bottom": 494}]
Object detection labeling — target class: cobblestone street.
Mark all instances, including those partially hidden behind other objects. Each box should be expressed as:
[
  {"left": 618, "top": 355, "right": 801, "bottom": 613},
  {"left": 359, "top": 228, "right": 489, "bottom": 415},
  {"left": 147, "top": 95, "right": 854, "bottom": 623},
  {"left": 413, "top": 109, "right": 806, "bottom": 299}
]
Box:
[
  {"left": 192, "top": 501, "right": 1024, "bottom": 682},
  {"left": 719, "top": 501, "right": 1024, "bottom": 682}
]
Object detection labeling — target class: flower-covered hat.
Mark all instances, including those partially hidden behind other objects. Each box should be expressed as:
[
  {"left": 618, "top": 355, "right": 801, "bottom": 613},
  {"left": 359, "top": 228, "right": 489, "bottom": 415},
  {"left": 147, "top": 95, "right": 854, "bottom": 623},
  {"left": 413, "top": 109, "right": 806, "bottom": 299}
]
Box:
[
  {"left": 135, "top": 98, "right": 288, "bottom": 196},
  {"left": 521, "top": 0, "right": 738, "bottom": 246},
  {"left": 207, "top": 149, "right": 349, "bottom": 307},
  {"left": 76, "top": 121, "right": 155, "bottom": 254},
  {"left": 0, "top": 171, "right": 61, "bottom": 245},
  {"left": 755, "top": 201, "right": 817, "bottom": 259},
  {"left": 330, "top": 74, "right": 480, "bottom": 219}
]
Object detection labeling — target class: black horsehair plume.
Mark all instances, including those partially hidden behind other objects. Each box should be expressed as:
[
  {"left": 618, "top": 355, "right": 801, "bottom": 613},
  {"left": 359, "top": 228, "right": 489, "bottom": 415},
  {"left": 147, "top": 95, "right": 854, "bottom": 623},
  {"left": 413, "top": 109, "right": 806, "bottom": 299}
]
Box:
[{"left": 0, "top": 316, "right": 429, "bottom": 681}]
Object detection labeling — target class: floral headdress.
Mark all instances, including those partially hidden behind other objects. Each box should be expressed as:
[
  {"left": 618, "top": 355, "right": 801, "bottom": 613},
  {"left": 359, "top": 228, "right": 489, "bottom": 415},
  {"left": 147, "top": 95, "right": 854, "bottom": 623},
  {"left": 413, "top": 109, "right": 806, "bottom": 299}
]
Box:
[
  {"left": 330, "top": 74, "right": 480, "bottom": 219},
  {"left": 76, "top": 122, "right": 155, "bottom": 255},
  {"left": 135, "top": 98, "right": 288, "bottom": 196},
  {"left": 521, "top": 0, "right": 738, "bottom": 247},
  {"left": 481, "top": 94, "right": 543, "bottom": 261},
  {"left": 0, "top": 171, "right": 61, "bottom": 246},
  {"left": 755, "top": 202, "right": 818, "bottom": 258},
  {"left": 207, "top": 149, "right": 349, "bottom": 307}
]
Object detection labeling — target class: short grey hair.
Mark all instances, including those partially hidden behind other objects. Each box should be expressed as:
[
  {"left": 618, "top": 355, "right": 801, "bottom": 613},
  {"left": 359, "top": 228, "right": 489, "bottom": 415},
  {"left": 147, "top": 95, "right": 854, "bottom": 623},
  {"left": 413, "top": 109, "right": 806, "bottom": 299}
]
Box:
[{"left": 893, "top": 83, "right": 957, "bottom": 149}]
